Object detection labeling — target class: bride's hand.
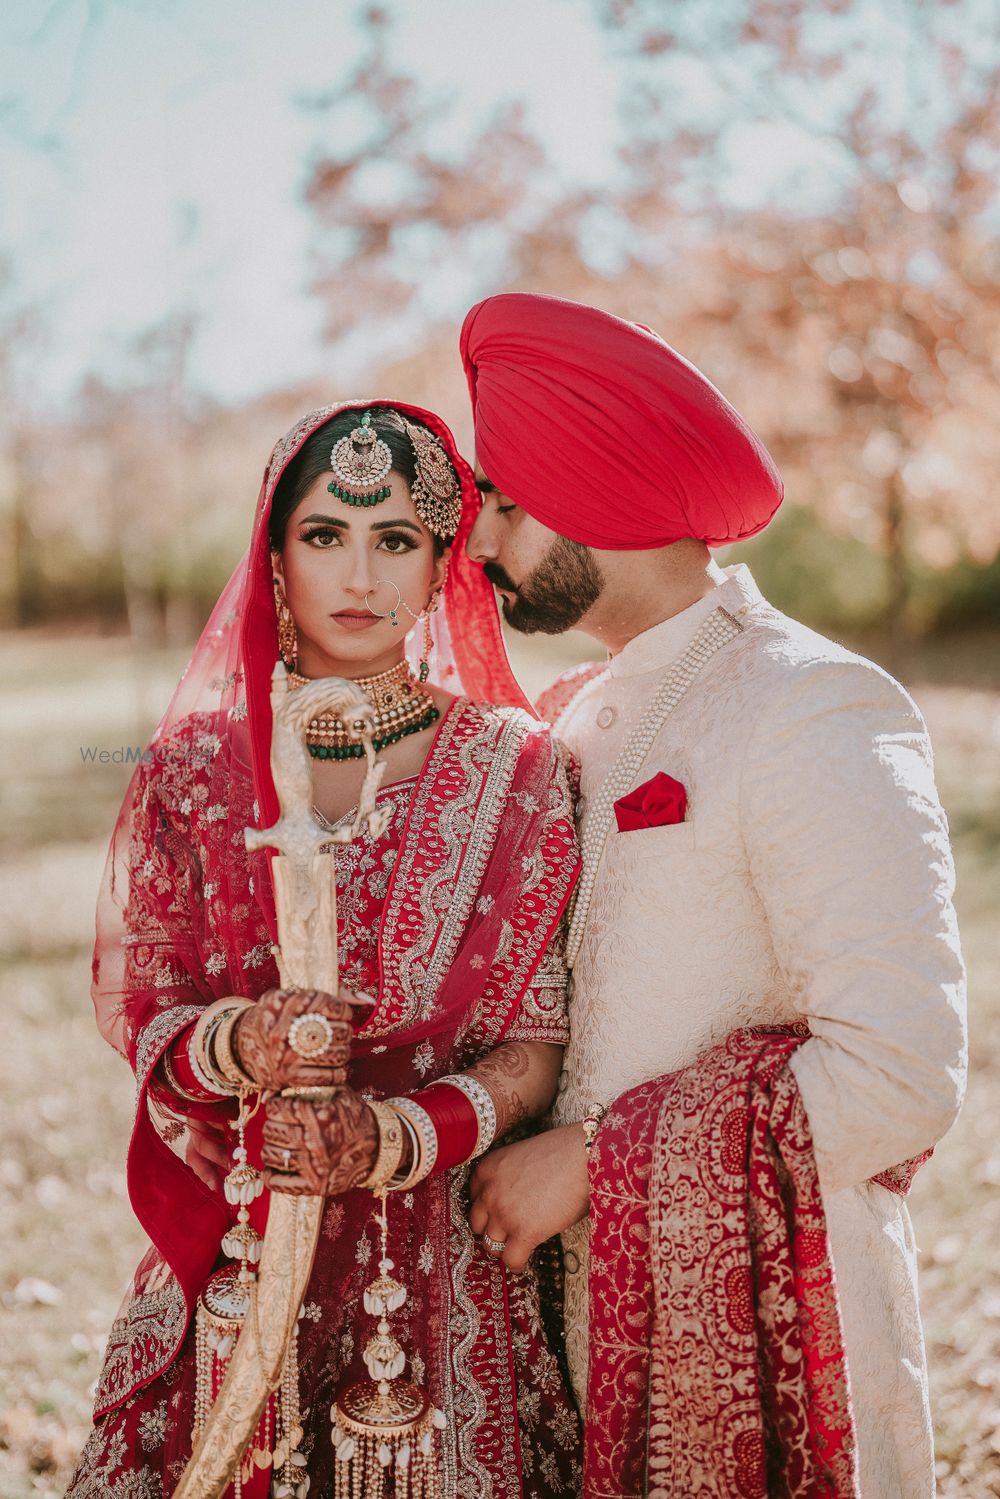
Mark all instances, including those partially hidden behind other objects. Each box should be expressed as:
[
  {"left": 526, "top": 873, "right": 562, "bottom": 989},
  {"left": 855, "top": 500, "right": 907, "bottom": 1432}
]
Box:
[
  {"left": 232, "top": 986, "right": 358, "bottom": 1093},
  {"left": 261, "top": 1090, "right": 379, "bottom": 1196}
]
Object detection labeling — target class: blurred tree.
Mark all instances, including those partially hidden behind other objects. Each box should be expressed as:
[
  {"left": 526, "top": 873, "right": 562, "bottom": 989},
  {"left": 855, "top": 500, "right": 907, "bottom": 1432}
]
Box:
[
  {"left": 599, "top": 0, "right": 1000, "bottom": 656},
  {"left": 0, "top": 259, "right": 47, "bottom": 628},
  {"left": 301, "top": 6, "right": 611, "bottom": 375},
  {"left": 301, "top": 2, "right": 1000, "bottom": 654}
]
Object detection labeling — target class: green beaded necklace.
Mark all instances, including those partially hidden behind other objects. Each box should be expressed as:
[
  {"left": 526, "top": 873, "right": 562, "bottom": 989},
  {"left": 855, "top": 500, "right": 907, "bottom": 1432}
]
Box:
[{"left": 307, "top": 704, "right": 440, "bottom": 759}]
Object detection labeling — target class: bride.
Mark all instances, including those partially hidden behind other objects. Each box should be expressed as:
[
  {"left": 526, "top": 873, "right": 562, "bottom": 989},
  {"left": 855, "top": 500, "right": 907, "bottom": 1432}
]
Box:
[{"left": 67, "top": 401, "right": 582, "bottom": 1498}]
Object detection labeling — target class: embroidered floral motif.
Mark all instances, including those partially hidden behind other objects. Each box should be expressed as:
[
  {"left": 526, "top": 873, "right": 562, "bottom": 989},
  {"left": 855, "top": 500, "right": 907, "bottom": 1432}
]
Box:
[
  {"left": 241, "top": 943, "right": 272, "bottom": 969},
  {"left": 413, "top": 1039, "right": 435, "bottom": 1077},
  {"left": 137, "top": 1402, "right": 167, "bottom": 1451},
  {"left": 93, "top": 1277, "right": 188, "bottom": 1418}
]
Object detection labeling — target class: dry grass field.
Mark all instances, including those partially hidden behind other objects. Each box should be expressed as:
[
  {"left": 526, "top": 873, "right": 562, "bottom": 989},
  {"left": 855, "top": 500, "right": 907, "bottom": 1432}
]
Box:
[{"left": 0, "top": 629, "right": 997, "bottom": 1496}]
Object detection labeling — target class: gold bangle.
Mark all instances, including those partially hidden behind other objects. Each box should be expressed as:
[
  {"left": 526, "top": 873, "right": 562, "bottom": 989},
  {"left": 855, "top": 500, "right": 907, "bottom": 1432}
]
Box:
[
  {"left": 363, "top": 1101, "right": 406, "bottom": 1191},
  {"left": 387, "top": 1111, "right": 422, "bottom": 1192},
  {"left": 191, "top": 999, "right": 247, "bottom": 1095},
  {"left": 210, "top": 1001, "right": 254, "bottom": 1091},
  {"left": 384, "top": 1098, "right": 436, "bottom": 1190},
  {"left": 159, "top": 1042, "right": 207, "bottom": 1104}
]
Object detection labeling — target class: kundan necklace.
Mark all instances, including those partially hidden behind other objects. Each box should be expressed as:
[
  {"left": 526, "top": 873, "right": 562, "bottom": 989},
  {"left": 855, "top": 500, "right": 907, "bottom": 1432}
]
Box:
[{"left": 289, "top": 660, "right": 438, "bottom": 759}]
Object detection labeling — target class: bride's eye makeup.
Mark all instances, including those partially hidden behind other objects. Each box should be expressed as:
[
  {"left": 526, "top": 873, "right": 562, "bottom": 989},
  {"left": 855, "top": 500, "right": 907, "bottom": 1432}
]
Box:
[
  {"left": 376, "top": 531, "right": 419, "bottom": 554},
  {"left": 298, "top": 525, "right": 420, "bottom": 553},
  {"left": 300, "top": 525, "right": 340, "bottom": 547}
]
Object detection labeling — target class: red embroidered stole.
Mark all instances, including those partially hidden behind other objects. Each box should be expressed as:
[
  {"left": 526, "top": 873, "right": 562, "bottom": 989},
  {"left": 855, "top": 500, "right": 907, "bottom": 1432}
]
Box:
[{"left": 584, "top": 1029, "right": 864, "bottom": 1499}]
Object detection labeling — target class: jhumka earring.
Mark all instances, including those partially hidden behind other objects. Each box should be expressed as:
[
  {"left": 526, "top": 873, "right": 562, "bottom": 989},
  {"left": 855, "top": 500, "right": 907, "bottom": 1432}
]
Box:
[
  {"left": 331, "top": 1192, "right": 445, "bottom": 1497},
  {"left": 417, "top": 585, "right": 443, "bottom": 684},
  {"left": 274, "top": 579, "right": 298, "bottom": 669},
  {"left": 328, "top": 410, "right": 394, "bottom": 507}
]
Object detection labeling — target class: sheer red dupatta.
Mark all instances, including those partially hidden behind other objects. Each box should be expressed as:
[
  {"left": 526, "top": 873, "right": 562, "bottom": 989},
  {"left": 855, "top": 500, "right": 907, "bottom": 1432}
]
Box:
[{"left": 88, "top": 401, "right": 570, "bottom": 1415}]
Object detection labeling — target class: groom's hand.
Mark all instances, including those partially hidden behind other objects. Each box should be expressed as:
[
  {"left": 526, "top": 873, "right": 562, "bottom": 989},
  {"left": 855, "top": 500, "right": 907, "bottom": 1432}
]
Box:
[{"left": 468, "top": 1123, "right": 590, "bottom": 1273}]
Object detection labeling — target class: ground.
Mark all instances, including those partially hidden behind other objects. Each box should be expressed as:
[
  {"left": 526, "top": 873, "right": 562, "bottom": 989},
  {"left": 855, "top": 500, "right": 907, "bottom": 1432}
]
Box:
[{"left": 0, "top": 629, "right": 997, "bottom": 1496}]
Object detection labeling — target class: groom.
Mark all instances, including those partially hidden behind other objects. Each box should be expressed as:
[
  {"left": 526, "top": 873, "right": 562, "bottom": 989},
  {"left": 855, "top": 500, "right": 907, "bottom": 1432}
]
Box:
[{"left": 460, "top": 293, "right": 966, "bottom": 1497}]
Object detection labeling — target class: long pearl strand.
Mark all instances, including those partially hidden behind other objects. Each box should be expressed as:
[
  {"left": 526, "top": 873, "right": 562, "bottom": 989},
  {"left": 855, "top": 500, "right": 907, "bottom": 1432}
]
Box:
[{"left": 566, "top": 607, "right": 744, "bottom": 967}]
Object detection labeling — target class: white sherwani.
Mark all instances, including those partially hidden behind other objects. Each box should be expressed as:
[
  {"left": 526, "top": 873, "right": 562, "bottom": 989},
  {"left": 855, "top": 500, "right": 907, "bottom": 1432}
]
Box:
[{"left": 550, "top": 564, "right": 966, "bottom": 1498}]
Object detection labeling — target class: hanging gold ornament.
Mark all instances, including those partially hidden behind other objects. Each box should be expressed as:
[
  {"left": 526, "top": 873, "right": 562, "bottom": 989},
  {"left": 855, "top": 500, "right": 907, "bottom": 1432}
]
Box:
[
  {"left": 330, "top": 1194, "right": 445, "bottom": 1498},
  {"left": 193, "top": 1095, "right": 310, "bottom": 1496},
  {"left": 194, "top": 1267, "right": 274, "bottom": 1499}
]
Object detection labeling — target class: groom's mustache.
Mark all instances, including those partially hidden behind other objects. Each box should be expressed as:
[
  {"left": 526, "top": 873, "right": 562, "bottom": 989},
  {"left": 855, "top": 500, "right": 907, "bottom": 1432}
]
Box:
[{"left": 482, "top": 561, "right": 521, "bottom": 595}]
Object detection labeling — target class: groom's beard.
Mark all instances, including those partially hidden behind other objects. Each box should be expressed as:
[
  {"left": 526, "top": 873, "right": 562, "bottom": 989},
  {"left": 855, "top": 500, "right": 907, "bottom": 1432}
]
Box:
[{"left": 484, "top": 537, "right": 603, "bottom": 635}]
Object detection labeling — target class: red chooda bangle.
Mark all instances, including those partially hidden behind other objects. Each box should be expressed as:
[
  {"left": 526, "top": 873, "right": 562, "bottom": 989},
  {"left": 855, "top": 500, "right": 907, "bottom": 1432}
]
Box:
[{"left": 397, "top": 1081, "right": 480, "bottom": 1175}]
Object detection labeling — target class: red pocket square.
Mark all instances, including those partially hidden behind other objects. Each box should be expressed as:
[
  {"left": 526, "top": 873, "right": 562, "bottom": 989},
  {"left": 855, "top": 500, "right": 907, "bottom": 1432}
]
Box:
[{"left": 614, "top": 772, "right": 688, "bottom": 832}]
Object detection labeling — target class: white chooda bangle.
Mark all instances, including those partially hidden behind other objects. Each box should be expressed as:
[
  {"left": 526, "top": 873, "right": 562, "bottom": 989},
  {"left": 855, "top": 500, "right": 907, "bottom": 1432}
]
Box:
[{"left": 436, "top": 1073, "right": 498, "bottom": 1158}]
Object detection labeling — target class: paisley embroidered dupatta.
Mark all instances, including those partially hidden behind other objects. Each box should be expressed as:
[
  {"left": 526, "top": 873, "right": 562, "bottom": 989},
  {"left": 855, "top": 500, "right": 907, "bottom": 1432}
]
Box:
[
  {"left": 85, "top": 403, "right": 581, "bottom": 1495},
  {"left": 584, "top": 1028, "right": 927, "bottom": 1499}
]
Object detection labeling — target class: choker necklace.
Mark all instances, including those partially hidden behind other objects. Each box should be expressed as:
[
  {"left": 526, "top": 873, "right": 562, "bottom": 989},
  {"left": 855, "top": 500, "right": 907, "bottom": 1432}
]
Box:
[{"left": 289, "top": 661, "right": 439, "bottom": 759}]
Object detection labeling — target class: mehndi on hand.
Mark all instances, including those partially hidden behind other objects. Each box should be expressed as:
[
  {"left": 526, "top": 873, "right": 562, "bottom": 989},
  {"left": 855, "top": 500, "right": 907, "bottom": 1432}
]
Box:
[
  {"left": 261, "top": 1090, "right": 379, "bottom": 1196},
  {"left": 231, "top": 986, "right": 355, "bottom": 1093}
]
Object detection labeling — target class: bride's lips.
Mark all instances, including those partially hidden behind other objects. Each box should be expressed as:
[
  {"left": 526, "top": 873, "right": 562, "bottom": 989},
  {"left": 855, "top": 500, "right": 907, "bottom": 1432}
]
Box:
[{"left": 330, "top": 610, "right": 379, "bottom": 631}]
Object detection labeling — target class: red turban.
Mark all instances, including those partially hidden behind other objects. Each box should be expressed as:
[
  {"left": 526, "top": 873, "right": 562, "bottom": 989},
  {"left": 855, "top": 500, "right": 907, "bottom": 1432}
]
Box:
[{"left": 459, "top": 292, "right": 783, "bottom": 550}]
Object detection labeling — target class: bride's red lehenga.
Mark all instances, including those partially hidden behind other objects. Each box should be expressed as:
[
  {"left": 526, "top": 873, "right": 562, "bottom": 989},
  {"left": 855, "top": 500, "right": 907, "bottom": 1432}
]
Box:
[{"left": 68, "top": 401, "right": 583, "bottom": 1498}]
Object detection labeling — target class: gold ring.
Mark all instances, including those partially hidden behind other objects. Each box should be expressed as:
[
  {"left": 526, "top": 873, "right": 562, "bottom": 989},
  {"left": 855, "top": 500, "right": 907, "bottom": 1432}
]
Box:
[
  {"left": 287, "top": 1012, "right": 335, "bottom": 1059},
  {"left": 482, "top": 1232, "right": 506, "bottom": 1256}
]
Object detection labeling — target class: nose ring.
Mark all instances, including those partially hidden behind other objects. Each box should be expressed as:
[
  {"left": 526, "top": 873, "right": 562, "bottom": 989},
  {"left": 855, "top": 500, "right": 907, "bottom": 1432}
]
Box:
[
  {"left": 364, "top": 580, "right": 403, "bottom": 627},
  {"left": 364, "top": 580, "right": 420, "bottom": 629}
]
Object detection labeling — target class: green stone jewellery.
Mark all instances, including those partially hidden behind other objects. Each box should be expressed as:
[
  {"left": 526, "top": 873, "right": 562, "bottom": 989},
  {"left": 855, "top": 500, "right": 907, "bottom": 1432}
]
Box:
[
  {"left": 289, "top": 661, "right": 439, "bottom": 760},
  {"left": 326, "top": 406, "right": 463, "bottom": 537},
  {"left": 328, "top": 410, "right": 393, "bottom": 506}
]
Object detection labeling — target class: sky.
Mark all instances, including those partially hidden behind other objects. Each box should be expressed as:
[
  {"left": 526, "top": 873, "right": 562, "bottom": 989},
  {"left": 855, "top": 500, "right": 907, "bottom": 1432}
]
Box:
[
  {"left": 1, "top": 0, "right": 625, "bottom": 405},
  {"left": 3, "top": 0, "right": 996, "bottom": 409}
]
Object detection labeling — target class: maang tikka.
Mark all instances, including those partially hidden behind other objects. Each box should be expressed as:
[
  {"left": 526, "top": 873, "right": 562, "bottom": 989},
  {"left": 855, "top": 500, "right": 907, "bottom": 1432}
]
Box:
[{"left": 329, "top": 410, "right": 394, "bottom": 507}]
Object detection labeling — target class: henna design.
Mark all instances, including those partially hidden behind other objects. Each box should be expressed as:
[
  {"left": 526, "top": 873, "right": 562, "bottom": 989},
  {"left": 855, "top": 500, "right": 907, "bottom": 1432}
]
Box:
[
  {"left": 468, "top": 1043, "right": 531, "bottom": 1081},
  {"left": 467, "top": 1043, "right": 536, "bottom": 1139},
  {"left": 262, "top": 1090, "right": 378, "bottom": 1196},
  {"left": 232, "top": 986, "right": 354, "bottom": 1092},
  {"left": 504, "top": 1091, "right": 529, "bottom": 1131}
]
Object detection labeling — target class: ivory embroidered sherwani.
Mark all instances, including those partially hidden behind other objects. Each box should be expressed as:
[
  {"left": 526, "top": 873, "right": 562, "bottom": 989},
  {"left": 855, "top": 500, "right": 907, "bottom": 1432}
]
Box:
[{"left": 550, "top": 564, "right": 966, "bottom": 1498}]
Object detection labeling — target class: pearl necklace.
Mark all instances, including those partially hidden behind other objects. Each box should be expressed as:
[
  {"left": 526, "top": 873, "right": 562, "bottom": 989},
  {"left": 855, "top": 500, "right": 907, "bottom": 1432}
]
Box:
[{"left": 565, "top": 607, "right": 744, "bottom": 967}]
